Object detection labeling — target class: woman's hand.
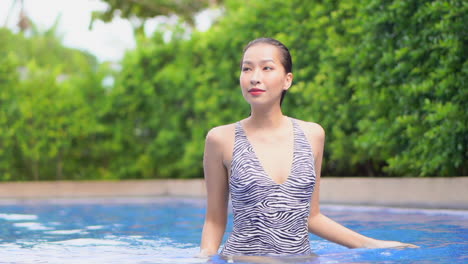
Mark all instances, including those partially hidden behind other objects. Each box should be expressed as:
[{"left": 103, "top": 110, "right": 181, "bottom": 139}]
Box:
[
  {"left": 194, "top": 251, "right": 210, "bottom": 259},
  {"left": 194, "top": 249, "right": 218, "bottom": 259},
  {"left": 365, "top": 238, "right": 419, "bottom": 249}
]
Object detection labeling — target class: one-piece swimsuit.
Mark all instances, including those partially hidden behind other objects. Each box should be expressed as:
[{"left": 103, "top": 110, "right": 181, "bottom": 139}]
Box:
[{"left": 221, "top": 117, "right": 316, "bottom": 256}]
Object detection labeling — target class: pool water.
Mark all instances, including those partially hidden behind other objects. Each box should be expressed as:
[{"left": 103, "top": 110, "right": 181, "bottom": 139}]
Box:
[{"left": 0, "top": 197, "right": 466, "bottom": 264}]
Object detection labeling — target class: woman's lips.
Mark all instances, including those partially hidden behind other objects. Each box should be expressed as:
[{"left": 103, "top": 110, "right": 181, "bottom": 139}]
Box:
[{"left": 248, "top": 88, "right": 265, "bottom": 95}]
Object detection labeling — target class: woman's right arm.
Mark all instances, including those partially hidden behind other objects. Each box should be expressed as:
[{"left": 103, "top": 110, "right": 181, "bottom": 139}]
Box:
[{"left": 199, "top": 128, "right": 229, "bottom": 257}]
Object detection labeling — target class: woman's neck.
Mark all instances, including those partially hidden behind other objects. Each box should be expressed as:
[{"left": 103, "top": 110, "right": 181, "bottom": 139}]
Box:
[{"left": 247, "top": 105, "right": 287, "bottom": 130}]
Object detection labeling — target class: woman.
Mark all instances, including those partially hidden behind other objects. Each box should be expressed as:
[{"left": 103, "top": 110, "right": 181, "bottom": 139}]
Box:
[{"left": 199, "top": 38, "right": 416, "bottom": 259}]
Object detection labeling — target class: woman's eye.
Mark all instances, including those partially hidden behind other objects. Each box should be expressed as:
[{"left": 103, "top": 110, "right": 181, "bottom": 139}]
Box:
[
  {"left": 264, "top": 66, "right": 273, "bottom": 70},
  {"left": 242, "top": 67, "right": 251, "bottom": 72}
]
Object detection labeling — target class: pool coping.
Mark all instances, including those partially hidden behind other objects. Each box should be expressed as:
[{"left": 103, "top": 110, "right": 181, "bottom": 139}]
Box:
[{"left": 0, "top": 177, "right": 466, "bottom": 210}]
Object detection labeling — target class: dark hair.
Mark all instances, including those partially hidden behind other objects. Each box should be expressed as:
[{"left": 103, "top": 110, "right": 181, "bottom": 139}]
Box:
[{"left": 242, "top": 38, "right": 293, "bottom": 106}]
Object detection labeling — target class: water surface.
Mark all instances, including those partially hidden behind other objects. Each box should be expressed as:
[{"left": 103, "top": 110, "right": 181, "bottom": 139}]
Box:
[{"left": 0, "top": 198, "right": 466, "bottom": 264}]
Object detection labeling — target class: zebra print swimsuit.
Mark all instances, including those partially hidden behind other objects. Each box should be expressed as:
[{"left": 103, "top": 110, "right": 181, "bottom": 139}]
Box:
[{"left": 221, "top": 117, "right": 316, "bottom": 256}]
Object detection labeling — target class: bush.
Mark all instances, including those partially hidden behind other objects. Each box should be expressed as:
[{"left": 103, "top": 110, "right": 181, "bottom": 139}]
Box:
[
  {"left": 1, "top": 0, "right": 465, "bottom": 180},
  {"left": 0, "top": 28, "right": 107, "bottom": 181},
  {"left": 110, "top": 0, "right": 466, "bottom": 177}
]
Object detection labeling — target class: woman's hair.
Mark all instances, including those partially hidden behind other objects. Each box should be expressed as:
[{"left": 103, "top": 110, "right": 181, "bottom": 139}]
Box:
[{"left": 242, "top": 38, "right": 293, "bottom": 106}]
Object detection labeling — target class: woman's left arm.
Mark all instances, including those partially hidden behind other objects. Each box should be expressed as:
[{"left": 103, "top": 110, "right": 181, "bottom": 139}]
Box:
[{"left": 305, "top": 123, "right": 418, "bottom": 249}]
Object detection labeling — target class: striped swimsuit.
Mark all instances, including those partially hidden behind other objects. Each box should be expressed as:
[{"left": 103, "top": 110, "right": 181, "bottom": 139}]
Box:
[{"left": 221, "top": 117, "right": 316, "bottom": 256}]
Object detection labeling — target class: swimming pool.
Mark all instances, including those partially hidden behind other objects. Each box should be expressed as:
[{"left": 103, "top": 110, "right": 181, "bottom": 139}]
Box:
[{"left": 0, "top": 197, "right": 466, "bottom": 264}]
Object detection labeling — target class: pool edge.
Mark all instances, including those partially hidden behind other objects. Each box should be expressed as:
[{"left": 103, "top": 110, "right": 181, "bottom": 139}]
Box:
[{"left": 0, "top": 177, "right": 467, "bottom": 210}]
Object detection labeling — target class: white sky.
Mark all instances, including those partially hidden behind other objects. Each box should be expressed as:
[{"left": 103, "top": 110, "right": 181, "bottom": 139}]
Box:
[{"left": 0, "top": 0, "right": 217, "bottom": 62}]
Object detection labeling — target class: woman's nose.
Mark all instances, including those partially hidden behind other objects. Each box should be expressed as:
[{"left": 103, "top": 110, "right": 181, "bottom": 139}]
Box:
[
  {"left": 250, "top": 69, "right": 261, "bottom": 85},
  {"left": 250, "top": 79, "right": 260, "bottom": 85}
]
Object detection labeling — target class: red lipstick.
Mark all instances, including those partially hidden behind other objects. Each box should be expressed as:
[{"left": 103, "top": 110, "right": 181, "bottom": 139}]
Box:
[{"left": 248, "top": 88, "right": 265, "bottom": 96}]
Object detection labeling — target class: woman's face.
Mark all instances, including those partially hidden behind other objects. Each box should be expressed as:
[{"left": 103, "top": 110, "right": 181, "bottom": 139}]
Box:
[{"left": 240, "top": 43, "right": 292, "bottom": 106}]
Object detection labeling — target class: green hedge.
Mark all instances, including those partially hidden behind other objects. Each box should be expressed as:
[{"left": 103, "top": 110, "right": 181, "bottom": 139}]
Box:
[
  {"left": 1, "top": 0, "right": 466, "bottom": 180},
  {"left": 107, "top": 0, "right": 465, "bottom": 178},
  {"left": 0, "top": 28, "right": 108, "bottom": 181}
]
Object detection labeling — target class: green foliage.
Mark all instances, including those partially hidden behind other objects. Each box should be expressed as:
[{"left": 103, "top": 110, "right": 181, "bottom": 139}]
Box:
[
  {"left": 0, "top": 26, "right": 108, "bottom": 181},
  {"left": 350, "top": 0, "right": 467, "bottom": 176},
  {"left": 91, "top": 0, "right": 223, "bottom": 30},
  {"left": 0, "top": 27, "right": 96, "bottom": 74},
  {"left": 1, "top": 0, "right": 465, "bottom": 181},
  {"left": 0, "top": 53, "right": 20, "bottom": 181},
  {"left": 110, "top": 0, "right": 465, "bottom": 178}
]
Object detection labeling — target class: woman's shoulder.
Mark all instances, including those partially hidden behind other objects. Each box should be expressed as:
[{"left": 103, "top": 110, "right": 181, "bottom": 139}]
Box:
[
  {"left": 205, "top": 123, "right": 237, "bottom": 146},
  {"left": 292, "top": 118, "right": 325, "bottom": 140}
]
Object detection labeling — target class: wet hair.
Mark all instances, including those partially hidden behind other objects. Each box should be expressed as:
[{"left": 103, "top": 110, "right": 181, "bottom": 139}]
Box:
[{"left": 242, "top": 38, "right": 293, "bottom": 106}]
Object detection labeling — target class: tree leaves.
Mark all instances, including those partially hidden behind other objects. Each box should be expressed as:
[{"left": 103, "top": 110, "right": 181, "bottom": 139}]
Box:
[{"left": 1, "top": 0, "right": 465, "bottom": 180}]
